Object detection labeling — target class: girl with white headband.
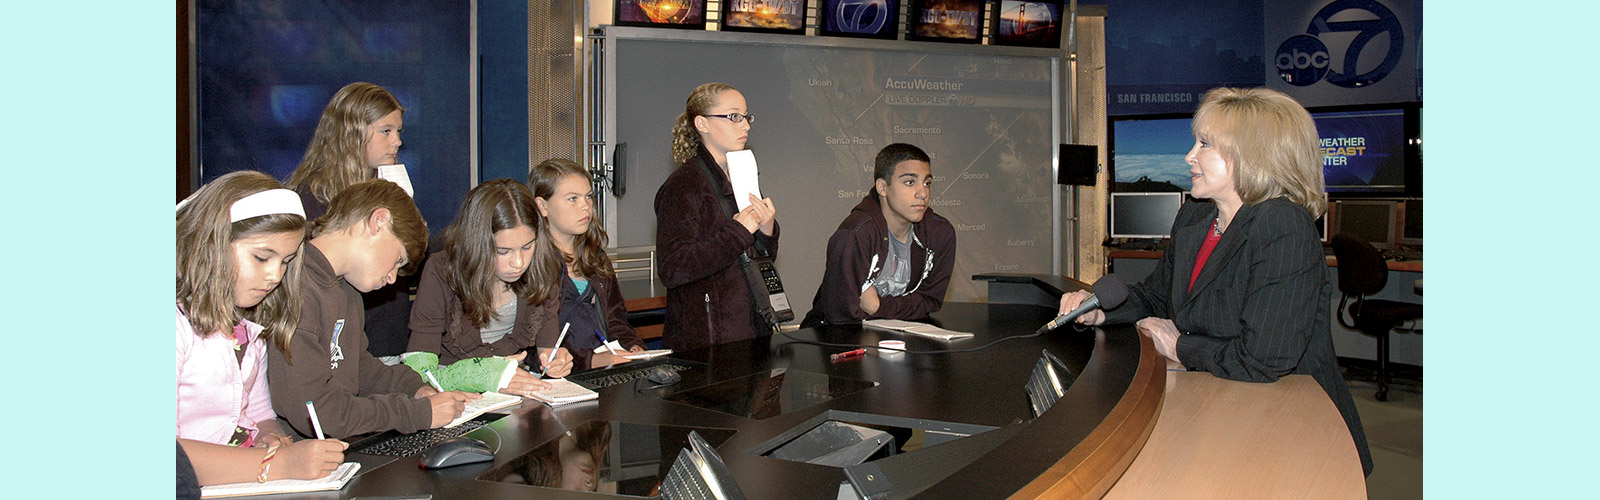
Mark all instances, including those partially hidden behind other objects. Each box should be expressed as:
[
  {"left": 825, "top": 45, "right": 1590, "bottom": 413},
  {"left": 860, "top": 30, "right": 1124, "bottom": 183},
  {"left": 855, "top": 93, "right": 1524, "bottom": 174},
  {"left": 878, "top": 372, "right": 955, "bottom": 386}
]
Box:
[{"left": 177, "top": 171, "right": 346, "bottom": 485}]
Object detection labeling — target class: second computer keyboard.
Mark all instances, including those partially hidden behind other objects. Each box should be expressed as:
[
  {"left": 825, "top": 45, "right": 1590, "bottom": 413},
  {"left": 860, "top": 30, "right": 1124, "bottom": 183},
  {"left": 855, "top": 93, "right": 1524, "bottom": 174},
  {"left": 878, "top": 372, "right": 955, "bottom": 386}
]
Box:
[
  {"left": 569, "top": 361, "right": 695, "bottom": 389},
  {"left": 348, "top": 417, "right": 493, "bottom": 457}
]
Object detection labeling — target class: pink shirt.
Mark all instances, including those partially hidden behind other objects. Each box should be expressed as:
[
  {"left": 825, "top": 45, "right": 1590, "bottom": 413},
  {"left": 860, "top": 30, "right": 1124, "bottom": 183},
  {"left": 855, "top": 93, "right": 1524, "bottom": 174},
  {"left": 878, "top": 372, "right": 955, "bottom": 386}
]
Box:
[{"left": 176, "top": 305, "right": 276, "bottom": 445}]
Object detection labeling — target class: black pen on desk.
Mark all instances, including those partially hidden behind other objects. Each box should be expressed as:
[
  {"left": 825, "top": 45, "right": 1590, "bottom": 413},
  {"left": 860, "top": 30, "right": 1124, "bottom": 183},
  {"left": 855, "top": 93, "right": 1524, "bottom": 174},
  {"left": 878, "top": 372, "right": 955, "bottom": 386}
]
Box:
[{"left": 831, "top": 348, "right": 867, "bottom": 362}]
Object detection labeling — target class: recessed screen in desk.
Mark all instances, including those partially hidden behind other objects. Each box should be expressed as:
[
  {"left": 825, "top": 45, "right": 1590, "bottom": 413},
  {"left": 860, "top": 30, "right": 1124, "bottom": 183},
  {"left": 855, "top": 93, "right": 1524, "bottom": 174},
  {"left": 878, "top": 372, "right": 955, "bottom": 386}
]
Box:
[
  {"left": 663, "top": 368, "right": 878, "bottom": 420},
  {"left": 478, "top": 420, "right": 736, "bottom": 497}
]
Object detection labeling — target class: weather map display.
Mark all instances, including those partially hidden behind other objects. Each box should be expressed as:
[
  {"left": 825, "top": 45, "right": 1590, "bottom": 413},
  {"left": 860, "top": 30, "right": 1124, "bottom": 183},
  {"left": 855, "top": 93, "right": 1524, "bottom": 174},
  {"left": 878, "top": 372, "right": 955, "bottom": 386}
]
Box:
[{"left": 606, "top": 30, "right": 1059, "bottom": 305}]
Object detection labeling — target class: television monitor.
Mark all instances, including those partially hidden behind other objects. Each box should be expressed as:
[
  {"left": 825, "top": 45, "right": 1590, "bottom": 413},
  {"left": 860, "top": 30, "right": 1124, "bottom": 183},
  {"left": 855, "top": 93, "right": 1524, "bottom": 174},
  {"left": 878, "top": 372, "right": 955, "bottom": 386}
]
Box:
[
  {"left": 906, "top": 0, "right": 984, "bottom": 44},
  {"left": 615, "top": 0, "right": 707, "bottom": 29},
  {"left": 1108, "top": 114, "right": 1194, "bottom": 193},
  {"left": 1333, "top": 200, "right": 1398, "bottom": 250},
  {"left": 720, "top": 0, "right": 807, "bottom": 34},
  {"left": 1110, "top": 192, "right": 1184, "bottom": 239},
  {"left": 1309, "top": 103, "right": 1422, "bottom": 197},
  {"left": 819, "top": 0, "right": 900, "bottom": 40},
  {"left": 1400, "top": 199, "right": 1422, "bottom": 245},
  {"left": 991, "top": 1, "right": 1064, "bottom": 48}
]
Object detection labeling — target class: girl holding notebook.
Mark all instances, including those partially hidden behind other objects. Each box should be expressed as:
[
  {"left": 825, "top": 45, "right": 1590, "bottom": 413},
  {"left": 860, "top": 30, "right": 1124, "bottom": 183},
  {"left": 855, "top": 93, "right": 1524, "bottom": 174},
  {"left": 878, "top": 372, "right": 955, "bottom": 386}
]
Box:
[{"left": 176, "top": 171, "right": 345, "bottom": 485}]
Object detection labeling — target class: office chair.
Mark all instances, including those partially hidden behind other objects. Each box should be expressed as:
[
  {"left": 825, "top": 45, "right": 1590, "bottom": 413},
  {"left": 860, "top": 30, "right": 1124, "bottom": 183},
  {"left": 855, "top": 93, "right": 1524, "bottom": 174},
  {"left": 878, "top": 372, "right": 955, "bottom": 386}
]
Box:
[{"left": 1330, "top": 233, "right": 1423, "bottom": 401}]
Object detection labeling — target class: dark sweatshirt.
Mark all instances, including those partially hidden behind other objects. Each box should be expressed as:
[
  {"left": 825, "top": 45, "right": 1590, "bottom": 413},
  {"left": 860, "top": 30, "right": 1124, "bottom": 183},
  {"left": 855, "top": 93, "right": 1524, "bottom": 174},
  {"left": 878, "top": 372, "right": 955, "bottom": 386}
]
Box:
[
  {"left": 268, "top": 244, "right": 431, "bottom": 439},
  {"left": 803, "top": 193, "right": 956, "bottom": 326},
  {"left": 405, "top": 252, "right": 561, "bottom": 365}
]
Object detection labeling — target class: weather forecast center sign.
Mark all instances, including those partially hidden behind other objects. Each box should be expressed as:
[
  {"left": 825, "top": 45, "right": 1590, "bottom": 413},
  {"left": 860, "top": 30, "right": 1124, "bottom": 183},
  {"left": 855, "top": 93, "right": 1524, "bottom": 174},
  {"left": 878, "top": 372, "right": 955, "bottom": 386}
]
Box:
[{"left": 1265, "top": 0, "right": 1419, "bottom": 107}]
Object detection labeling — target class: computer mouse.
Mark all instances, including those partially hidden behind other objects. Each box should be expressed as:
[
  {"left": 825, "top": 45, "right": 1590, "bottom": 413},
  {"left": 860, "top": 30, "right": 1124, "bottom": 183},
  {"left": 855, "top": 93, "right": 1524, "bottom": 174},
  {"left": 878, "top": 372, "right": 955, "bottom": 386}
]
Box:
[
  {"left": 645, "top": 366, "right": 681, "bottom": 385},
  {"left": 418, "top": 436, "right": 494, "bottom": 469}
]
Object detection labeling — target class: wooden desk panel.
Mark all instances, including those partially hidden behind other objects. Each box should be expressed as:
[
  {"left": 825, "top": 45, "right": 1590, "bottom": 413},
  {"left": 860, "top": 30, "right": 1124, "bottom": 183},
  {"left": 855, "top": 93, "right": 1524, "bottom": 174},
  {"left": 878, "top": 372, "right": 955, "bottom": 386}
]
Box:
[{"left": 1102, "top": 371, "right": 1366, "bottom": 499}]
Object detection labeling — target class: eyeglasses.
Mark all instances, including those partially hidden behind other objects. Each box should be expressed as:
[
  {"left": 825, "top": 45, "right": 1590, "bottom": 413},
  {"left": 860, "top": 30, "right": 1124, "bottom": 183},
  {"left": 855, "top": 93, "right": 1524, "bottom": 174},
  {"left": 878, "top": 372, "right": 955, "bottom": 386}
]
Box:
[{"left": 701, "top": 113, "right": 755, "bottom": 124}]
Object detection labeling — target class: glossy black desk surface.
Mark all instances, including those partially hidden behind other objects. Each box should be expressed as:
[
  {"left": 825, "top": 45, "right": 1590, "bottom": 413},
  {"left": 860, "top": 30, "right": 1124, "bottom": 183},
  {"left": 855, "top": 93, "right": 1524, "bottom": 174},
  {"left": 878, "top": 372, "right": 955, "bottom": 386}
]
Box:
[{"left": 309, "top": 302, "right": 1147, "bottom": 499}]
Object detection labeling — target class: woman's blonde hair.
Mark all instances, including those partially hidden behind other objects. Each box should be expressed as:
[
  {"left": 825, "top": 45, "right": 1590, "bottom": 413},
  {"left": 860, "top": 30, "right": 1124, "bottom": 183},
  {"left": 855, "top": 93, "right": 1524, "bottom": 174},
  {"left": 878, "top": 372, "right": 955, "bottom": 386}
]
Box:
[
  {"left": 670, "top": 82, "right": 738, "bottom": 165},
  {"left": 529, "top": 159, "right": 613, "bottom": 282},
  {"left": 287, "top": 82, "right": 404, "bottom": 206},
  {"left": 177, "top": 171, "right": 306, "bottom": 357},
  {"left": 440, "top": 179, "right": 558, "bottom": 328},
  {"left": 1193, "top": 87, "right": 1327, "bottom": 218}
]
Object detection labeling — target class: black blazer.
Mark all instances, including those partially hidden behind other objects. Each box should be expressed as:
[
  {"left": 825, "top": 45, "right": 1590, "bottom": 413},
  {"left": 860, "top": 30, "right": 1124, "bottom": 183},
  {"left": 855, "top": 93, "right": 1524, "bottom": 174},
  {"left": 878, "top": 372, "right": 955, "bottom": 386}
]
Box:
[{"left": 1105, "top": 196, "right": 1373, "bottom": 475}]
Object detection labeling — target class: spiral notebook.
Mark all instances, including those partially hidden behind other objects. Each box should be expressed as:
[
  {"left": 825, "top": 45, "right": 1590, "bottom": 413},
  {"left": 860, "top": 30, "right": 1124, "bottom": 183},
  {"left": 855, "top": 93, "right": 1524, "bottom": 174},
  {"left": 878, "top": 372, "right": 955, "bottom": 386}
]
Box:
[
  {"left": 529, "top": 378, "right": 600, "bottom": 406},
  {"left": 199, "top": 461, "right": 360, "bottom": 498}
]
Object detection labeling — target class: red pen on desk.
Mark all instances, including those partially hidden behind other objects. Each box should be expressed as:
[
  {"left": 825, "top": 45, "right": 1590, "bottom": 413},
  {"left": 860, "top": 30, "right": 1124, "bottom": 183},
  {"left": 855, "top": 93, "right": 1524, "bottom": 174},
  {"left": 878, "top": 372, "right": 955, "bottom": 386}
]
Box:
[{"left": 830, "top": 348, "right": 867, "bottom": 362}]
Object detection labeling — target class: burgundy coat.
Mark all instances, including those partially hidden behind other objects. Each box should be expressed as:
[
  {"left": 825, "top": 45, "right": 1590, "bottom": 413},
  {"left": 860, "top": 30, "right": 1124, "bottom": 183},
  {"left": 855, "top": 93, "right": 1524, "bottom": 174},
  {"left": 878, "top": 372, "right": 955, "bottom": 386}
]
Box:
[{"left": 654, "top": 145, "right": 780, "bottom": 351}]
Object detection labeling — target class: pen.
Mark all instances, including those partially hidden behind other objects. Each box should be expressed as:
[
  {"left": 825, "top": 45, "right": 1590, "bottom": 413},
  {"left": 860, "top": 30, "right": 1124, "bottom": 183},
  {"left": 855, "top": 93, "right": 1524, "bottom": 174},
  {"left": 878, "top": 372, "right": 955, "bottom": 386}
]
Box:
[
  {"left": 830, "top": 348, "right": 867, "bottom": 362},
  {"left": 543, "top": 323, "right": 570, "bottom": 375},
  {"left": 424, "top": 369, "right": 445, "bottom": 392},
  {"left": 306, "top": 401, "right": 326, "bottom": 440},
  {"left": 595, "top": 329, "right": 619, "bottom": 355}
]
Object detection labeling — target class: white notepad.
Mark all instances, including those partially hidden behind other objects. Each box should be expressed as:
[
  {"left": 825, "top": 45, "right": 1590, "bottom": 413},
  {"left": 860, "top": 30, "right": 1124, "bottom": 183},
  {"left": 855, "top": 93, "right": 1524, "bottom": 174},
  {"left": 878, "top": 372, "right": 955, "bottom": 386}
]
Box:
[
  {"left": 591, "top": 342, "right": 673, "bottom": 360},
  {"left": 377, "top": 164, "right": 414, "bottom": 197},
  {"left": 199, "top": 461, "right": 360, "bottom": 498},
  {"left": 726, "top": 150, "right": 762, "bottom": 210},
  {"left": 445, "top": 391, "right": 523, "bottom": 428},
  {"left": 529, "top": 378, "right": 600, "bottom": 406},
  {"left": 621, "top": 349, "right": 673, "bottom": 360},
  {"left": 862, "top": 319, "right": 974, "bottom": 341}
]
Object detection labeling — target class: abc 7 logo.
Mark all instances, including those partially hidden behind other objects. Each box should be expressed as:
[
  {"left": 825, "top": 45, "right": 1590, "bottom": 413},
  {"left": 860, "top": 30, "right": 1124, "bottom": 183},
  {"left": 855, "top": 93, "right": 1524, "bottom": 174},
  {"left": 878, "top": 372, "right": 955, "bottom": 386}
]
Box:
[
  {"left": 1276, "top": 0, "right": 1405, "bottom": 88},
  {"left": 833, "top": 0, "right": 892, "bottom": 33}
]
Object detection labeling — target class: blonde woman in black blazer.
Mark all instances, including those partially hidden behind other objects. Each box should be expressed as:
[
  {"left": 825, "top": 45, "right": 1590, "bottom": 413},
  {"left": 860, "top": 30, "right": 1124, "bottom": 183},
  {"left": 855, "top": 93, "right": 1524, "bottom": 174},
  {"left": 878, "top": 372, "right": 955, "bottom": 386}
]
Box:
[{"left": 1060, "top": 87, "right": 1372, "bottom": 476}]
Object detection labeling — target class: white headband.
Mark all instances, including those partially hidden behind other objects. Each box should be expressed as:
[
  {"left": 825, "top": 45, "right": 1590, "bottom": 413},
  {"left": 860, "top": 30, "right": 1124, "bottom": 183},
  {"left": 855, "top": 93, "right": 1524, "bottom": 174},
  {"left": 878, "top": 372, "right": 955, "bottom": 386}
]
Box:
[{"left": 229, "top": 189, "right": 306, "bottom": 222}]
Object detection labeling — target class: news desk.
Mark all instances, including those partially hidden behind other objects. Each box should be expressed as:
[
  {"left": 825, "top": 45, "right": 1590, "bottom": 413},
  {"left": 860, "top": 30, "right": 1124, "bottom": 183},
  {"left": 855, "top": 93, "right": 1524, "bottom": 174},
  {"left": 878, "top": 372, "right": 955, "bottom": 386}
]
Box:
[{"left": 294, "top": 276, "right": 1360, "bottom": 499}]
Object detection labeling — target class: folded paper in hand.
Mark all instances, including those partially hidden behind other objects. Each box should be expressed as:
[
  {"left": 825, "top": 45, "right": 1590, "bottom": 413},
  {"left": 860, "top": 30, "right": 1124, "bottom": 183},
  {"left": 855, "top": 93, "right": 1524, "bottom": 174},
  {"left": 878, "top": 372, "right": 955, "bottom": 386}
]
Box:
[{"left": 726, "top": 150, "right": 762, "bottom": 211}]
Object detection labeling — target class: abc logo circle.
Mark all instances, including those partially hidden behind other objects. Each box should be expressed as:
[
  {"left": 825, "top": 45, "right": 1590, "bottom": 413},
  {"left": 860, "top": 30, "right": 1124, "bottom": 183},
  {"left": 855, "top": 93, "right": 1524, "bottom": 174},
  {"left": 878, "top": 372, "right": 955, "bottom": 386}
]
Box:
[
  {"left": 835, "top": 0, "right": 891, "bottom": 34},
  {"left": 1275, "top": 35, "right": 1329, "bottom": 87}
]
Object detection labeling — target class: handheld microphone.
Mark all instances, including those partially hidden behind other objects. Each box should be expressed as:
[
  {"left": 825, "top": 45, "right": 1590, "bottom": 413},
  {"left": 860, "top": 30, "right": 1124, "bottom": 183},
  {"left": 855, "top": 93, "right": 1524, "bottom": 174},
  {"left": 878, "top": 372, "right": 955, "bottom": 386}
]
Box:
[{"left": 1041, "top": 275, "right": 1129, "bottom": 332}]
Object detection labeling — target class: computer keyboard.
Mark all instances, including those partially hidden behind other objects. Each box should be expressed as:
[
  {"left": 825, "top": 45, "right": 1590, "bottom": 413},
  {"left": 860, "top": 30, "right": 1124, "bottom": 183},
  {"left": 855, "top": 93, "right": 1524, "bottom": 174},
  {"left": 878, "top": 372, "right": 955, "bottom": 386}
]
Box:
[
  {"left": 1382, "top": 248, "right": 1423, "bottom": 261},
  {"left": 569, "top": 361, "right": 694, "bottom": 389},
  {"left": 348, "top": 417, "right": 493, "bottom": 457}
]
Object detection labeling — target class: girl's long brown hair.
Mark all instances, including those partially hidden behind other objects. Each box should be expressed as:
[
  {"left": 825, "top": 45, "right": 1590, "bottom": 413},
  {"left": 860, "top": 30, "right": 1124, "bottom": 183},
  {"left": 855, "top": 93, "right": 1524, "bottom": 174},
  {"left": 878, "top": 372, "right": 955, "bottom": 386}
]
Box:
[
  {"left": 440, "top": 179, "right": 559, "bottom": 328},
  {"left": 177, "top": 171, "right": 306, "bottom": 358},
  {"left": 529, "top": 159, "right": 613, "bottom": 281},
  {"left": 286, "top": 82, "right": 404, "bottom": 206}
]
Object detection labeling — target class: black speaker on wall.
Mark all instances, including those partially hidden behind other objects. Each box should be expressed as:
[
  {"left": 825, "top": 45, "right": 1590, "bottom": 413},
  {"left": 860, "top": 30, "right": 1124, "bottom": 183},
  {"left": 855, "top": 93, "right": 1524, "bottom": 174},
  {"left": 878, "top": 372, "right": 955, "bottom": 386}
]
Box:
[{"left": 1058, "top": 144, "right": 1098, "bottom": 186}]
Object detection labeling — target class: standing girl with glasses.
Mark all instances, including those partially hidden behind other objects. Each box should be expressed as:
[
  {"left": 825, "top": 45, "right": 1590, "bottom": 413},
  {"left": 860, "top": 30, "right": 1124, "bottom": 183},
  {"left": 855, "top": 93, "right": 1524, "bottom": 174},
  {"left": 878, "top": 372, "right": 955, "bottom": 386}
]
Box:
[{"left": 655, "top": 82, "right": 780, "bottom": 351}]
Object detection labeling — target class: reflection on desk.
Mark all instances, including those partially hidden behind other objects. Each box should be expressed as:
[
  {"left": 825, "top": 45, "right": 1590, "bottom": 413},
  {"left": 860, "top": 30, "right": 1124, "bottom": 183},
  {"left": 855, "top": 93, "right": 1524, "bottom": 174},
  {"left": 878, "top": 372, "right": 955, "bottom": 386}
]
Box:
[{"left": 311, "top": 301, "right": 1172, "bottom": 499}]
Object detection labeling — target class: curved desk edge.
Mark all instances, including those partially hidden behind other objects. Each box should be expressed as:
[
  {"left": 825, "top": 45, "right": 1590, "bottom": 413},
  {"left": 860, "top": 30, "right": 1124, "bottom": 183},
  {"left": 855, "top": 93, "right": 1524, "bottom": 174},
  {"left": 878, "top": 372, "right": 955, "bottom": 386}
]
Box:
[
  {"left": 972, "top": 273, "right": 1090, "bottom": 307},
  {"left": 1008, "top": 331, "right": 1166, "bottom": 499}
]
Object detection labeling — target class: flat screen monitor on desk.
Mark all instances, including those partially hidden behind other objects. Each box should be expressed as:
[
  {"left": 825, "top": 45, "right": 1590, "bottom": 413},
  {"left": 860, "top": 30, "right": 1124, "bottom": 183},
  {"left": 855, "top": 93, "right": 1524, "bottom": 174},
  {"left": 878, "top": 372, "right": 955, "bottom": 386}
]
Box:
[
  {"left": 1333, "top": 200, "right": 1398, "bottom": 250},
  {"left": 1400, "top": 199, "right": 1422, "bottom": 246},
  {"left": 1110, "top": 192, "right": 1184, "bottom": 239}
]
